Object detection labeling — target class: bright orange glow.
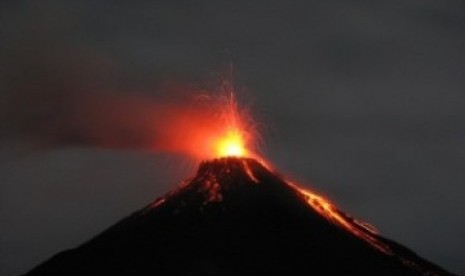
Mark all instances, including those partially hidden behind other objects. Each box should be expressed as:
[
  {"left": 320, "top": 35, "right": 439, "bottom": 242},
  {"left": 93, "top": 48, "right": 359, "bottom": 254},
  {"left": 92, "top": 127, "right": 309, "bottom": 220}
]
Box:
[
  {"left": 208, "top": 91, "right": 253, "bottom": 158},
  {"left": 123, "top": 83, "right": 259, "bottom": 160},
  {"left": 215, "top": 129, "right": 247, "bottom": 157},
  {"left": 179, "top": 91, "right": 255, "bottom": 160}
]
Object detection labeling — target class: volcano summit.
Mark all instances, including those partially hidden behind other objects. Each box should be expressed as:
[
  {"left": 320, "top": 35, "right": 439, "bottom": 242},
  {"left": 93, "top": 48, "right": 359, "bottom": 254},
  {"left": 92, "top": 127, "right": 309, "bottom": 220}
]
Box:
[{"left": 26, "top": 157, "right": 452, "bottom": 275}]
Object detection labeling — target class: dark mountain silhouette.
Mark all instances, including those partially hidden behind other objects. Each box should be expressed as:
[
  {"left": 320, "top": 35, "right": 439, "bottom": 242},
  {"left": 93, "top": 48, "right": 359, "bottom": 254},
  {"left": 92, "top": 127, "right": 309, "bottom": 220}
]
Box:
[{"left": 26, "top": 157, "right": 453, "bottom": 275}]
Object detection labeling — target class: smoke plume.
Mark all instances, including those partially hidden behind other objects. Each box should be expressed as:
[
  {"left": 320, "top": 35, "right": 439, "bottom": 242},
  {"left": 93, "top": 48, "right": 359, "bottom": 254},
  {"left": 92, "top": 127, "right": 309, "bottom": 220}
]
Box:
[{"left": 0, "top": 47, "right": 253, "bottom": 159}]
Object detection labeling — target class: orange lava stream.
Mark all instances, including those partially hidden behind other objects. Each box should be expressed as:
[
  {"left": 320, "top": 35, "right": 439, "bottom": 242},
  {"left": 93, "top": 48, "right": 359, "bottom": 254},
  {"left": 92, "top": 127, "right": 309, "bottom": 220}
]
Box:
[
  {"left": 242, "top": 160, "right": 259, "bottom": 183},
  {"left": 286, "top": 181, "right": 391, "bottom": 254}
]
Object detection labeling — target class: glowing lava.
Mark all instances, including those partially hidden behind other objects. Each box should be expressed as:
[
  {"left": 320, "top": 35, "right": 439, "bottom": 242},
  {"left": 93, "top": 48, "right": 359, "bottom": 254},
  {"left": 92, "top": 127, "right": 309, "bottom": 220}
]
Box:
[
  {"left": 286, "top": 181, "right": 391, "bottom": 254},
  {"left": 203, "top": 91, "right": 254, "bottom": 159},
  {"left": 215, "top": 129, "right": 247, "bottom": 157}
]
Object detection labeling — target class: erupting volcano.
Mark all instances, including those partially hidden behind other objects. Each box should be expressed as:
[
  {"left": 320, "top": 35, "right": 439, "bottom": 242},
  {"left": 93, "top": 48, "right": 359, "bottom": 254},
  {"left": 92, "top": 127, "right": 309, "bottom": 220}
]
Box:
[{"left": 26, "top": 94, "right": 452, "bottom": 276}]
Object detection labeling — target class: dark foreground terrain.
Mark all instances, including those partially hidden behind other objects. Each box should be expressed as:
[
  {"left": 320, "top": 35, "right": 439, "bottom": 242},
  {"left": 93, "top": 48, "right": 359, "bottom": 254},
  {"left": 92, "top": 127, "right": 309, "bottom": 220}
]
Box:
[{"left": 26, "top": 158, "right": 453, "bottom": 275}]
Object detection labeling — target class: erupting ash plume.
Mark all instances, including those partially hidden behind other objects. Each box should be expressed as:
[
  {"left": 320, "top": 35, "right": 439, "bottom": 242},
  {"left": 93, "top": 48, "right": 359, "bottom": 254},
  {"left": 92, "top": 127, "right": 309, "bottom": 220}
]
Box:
[
  {"left": 161, "top": 90, "right": 258, "bottom": 160},
  {"left": 2, "top": 78, "right": 258, "bottom": 161},
  {"left": 0, "top": 81, "right": 254, "bottom": 156},
  {"left": 24, "top": 92, "right": 453, "bottom": 275}
]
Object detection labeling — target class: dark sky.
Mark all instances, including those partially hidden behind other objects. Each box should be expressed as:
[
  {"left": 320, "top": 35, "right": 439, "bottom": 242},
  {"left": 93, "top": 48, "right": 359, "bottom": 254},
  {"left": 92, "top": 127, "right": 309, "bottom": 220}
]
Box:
[{"left": 1, "top": 1, "right": 465, "bottom": 275}]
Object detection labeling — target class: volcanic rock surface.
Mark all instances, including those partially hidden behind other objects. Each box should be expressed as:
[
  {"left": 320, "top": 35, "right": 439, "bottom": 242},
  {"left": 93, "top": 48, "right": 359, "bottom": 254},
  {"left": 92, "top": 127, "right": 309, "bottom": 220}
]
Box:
[{"left": 26, "top": 157, "right": 453, "bottom": 275}]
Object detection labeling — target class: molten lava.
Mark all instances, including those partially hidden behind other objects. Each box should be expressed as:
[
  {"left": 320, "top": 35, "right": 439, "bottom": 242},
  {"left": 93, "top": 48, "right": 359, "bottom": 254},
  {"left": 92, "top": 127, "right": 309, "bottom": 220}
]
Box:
[
  {"left": 197, "top": 92, "right": 254, "bottom": 159},
  {"left": 285, "top": 181, "right": 390, "bottom": 254},
  {"left": 215, "top": 129, "right": 247, "bottom": 157}
]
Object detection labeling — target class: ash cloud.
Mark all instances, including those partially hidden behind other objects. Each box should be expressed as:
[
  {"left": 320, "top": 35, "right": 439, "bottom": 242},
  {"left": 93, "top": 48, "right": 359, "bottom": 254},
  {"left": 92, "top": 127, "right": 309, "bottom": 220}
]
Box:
[{"left": 0, "top": 45, "right": 224, "bottom": 155}]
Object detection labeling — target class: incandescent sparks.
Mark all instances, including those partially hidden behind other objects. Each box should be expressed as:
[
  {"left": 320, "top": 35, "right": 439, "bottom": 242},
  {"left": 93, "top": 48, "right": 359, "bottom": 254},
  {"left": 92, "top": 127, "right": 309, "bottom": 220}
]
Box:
[{"left": 205, "top": 91, "right": 254, "bottom": 159}]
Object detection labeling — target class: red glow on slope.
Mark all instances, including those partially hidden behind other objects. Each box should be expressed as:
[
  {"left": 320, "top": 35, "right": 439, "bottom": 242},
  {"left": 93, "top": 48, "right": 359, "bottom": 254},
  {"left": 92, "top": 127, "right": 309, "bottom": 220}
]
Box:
[{"left": 285, "top": 181, "right": 391, "bottom": 254}]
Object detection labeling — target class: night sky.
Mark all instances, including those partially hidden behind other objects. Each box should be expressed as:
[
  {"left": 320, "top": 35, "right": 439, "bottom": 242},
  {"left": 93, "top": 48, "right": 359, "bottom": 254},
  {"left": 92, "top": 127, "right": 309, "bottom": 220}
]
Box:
[{"left": 1, "top": 1, "right": 465, "bottom": 275}]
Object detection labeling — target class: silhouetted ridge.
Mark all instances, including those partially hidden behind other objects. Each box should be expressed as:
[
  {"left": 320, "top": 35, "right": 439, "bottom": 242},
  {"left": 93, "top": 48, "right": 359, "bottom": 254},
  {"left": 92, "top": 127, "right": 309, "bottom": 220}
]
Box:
[{"left": 26, "top": 157, "right": 453, "bottom": 276}]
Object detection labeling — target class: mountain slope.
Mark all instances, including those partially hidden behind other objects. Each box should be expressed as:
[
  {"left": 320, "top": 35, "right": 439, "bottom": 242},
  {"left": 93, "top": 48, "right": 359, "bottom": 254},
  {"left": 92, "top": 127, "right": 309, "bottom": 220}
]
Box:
[{"left": 26, "top": 157, "right": 453, "bottom": 275}]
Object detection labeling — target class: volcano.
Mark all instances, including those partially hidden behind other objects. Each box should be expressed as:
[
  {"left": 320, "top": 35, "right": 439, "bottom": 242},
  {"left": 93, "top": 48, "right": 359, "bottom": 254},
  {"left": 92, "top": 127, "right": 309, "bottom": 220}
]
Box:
[{"left": 26, "top": 157, "right": 452, "bottom": 275}]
